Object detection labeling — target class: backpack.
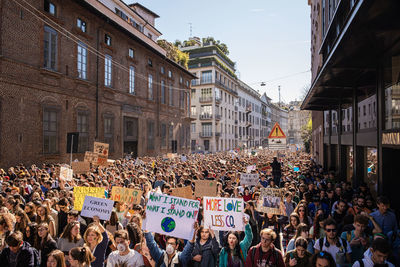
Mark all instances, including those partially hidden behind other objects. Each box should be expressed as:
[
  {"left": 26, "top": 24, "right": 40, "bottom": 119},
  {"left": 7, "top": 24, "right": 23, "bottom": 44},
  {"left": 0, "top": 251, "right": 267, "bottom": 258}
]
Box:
[
  {"left": 357, "top": 259, "right": 364, "bottom": 267},
  {"left": 318, "top": 237, "right": 347, "bottom": 252},
  {"left": 30, "top": 246, "right": 40, "bottom": 267}
]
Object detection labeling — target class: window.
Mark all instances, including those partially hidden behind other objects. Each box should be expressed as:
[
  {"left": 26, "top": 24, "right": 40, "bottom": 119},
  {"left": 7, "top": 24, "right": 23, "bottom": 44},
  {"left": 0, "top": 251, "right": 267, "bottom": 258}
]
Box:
[
  {"left": 169, "top": 84, "right": 173, "bottom": 106},
  {"left": 44, "top": 0, "right": 56, "bottom": 15},
  {"left": 104, "top": 116, "right": 114, "bottom": 152},
  {"left": 191, "top": 106, "right": 197, "bottom": 116},
  {"left": 191, "top": 89, "right": 196, "bottom": 99},
  {"left": 148, "top": 74, "right": 153, "bottom": 100},
  {"left": 168, "top": 70, "right": 172, "bottom": 78},
  {"left": 104, "top": 55, "right": 112, "bottom": 87},
  {"left": 77, "top": 18, "right": 86, "bottom": 32},
  {"left": 77, "top": 112, "right": 89, "bottom": 152},
  {"left": 201, "top": 88, "right": 212, "bottom": 98},
  {"left": 191, "top": 123, "right": 196, "bottom": 133},
  {"left": 129, "top": 66, "right": 135, "bottom": 94},
  {"left": 148, "top": 59, "right": 153, "bottom": 67},
  {"left": 179, "top": 91, "right": 184, "bottom": 109},
  {"left": 161, "top": 66, "right": 165, "bottom": 74},
  {"left": 43, "top": 109, "right": 58, "bottom": 154},
  {"left": 201, "top": 71, "right": 212, "bottom": 84},
  {"left": 44, "top": 26, "right": 57, "bottom": 70},
  {"left": 201, "top": 105, "right": 212, "bottom": 115},
  {"left": 201, "top": 123, "right": 212, "bottom": 136},
  {"left": 105, "top": 34, "right": 112, "bottom": 46},
  {"left": 161, "top": 123, "right": 167, "bottom": 148},
  {"left": 147, "top": 121, "right": 154, "bottom": 150},
  {"left": 77, "top": 43, "right": 87, "bottom": 79},
  {"left": 180, "top": 76, "right": 183, "bottom": 84},
  {"left": 161, "top": 80, "right": 166, "bottom": 104},
  {"left": 128, "top": 48, "right": 134, "bottom": 58}
]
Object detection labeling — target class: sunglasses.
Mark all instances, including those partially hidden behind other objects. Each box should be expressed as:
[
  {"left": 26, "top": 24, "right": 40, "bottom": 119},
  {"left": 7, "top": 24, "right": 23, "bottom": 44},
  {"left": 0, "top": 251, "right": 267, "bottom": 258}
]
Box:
[{"left": 325, "top": 228, "right": 337, "bottom": 232}]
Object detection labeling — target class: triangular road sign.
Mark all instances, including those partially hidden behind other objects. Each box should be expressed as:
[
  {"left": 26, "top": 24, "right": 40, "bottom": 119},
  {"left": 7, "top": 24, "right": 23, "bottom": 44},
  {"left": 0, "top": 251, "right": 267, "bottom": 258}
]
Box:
[{"left": 268, "top": 122, "right": 286, "bottom": 138}]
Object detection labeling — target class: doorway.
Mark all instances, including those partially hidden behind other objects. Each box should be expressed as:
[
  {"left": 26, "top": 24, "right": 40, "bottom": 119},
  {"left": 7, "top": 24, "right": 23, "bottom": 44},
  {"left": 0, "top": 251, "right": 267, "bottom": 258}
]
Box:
[{"left": 123, "top": 117, "right": 138, "bottom": 157}]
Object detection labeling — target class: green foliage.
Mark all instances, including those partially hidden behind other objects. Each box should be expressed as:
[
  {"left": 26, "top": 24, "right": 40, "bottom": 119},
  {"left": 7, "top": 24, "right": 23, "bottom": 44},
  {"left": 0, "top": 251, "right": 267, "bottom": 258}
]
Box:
[
  {"left": 186, "top": 45, "right": 235, "bottom": 68},
  {"left": 301, "top": 116, "right": 312, "bottom": 153},
  {"left": 157, "top": 39, "right": 189, "bottom": 69},
  {"left": 202, "top": 36, "right": 229, "bottom": 55},
  {"left": 183, "top": 39, "right": 197, "bottom": 47}
]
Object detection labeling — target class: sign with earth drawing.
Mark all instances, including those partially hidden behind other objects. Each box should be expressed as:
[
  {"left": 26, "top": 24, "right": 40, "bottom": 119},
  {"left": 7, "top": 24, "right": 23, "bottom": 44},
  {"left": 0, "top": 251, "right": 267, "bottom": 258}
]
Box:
[{"left": 143, "top": 192, "right": 200, "bottom": 240}]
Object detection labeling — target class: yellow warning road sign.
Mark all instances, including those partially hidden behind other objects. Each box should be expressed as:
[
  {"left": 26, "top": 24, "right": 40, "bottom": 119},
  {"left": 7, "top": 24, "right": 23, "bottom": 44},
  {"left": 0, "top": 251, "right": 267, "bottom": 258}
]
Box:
[{"left": 268, "top": 122, "right": 286, "bottom": 138}]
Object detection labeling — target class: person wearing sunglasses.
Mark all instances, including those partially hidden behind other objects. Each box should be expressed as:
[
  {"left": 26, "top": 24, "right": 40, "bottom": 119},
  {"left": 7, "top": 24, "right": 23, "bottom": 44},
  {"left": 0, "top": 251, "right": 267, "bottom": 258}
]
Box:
[
  {"left": 311, "top": 251, "right": 336, "bottom": 267},
  {"left": 314, "top": 218, "right": 351, "bottom": 267}
]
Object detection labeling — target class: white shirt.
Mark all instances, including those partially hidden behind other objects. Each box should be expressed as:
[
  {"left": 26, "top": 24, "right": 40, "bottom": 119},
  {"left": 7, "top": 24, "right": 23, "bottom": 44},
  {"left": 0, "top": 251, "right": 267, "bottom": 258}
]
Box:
[
  {"left": 314, "top": 237, "right": 351, "bottom": 266},
  {"left": 352, "top": 248, "right": 395, "bottom": 267},
  {"left": 106, "top": 249, "right": 144, "bottom": 267}
]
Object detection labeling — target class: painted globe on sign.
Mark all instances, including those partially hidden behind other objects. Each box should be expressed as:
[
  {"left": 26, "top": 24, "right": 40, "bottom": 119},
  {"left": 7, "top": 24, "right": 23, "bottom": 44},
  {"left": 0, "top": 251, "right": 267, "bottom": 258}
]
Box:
[{"left": 161, "top": 217, "right": 176, "bottom": 233}]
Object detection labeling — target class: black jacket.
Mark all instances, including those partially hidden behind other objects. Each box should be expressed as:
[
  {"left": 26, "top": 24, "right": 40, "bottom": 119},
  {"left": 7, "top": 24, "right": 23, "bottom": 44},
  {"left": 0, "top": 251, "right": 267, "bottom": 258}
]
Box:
[
  {"left": 0, "top": 241, "right": 35, "bottom": 267},
  {"left": 39, "top": 237, "right": 57, "bottom": 267},
  {"left": 190, "top": 237, "right": 220, "bottom": 267}
]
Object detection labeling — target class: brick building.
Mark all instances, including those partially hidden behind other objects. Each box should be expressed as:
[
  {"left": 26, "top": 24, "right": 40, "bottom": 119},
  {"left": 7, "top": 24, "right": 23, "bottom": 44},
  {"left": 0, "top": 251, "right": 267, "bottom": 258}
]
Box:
[{"left": 0, "top": 0, "right": 194, "bottom": 167}]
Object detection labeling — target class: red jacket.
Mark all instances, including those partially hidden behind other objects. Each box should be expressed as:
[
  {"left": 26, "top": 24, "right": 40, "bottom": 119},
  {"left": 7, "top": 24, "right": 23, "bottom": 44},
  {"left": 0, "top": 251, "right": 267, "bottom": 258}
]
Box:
[{"left": 245, "top": 243, "right": 285, "bottom": 267}]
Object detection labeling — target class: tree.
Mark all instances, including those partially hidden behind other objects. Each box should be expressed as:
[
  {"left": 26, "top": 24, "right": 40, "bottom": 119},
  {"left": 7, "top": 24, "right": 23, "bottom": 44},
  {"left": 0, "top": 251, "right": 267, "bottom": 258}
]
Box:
[
  {"left": 301, "top": 115, "right": 312, "bottom": 153},
  {"left": 157, "top": 39, "right": 189, "bottom": 69}
]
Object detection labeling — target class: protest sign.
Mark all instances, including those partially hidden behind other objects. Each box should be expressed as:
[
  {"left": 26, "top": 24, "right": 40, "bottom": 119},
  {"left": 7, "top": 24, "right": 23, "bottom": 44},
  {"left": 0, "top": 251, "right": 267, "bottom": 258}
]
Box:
[
  {"left": 170, "top": 186, "right": 193, "bottom": 199},
  {"left": 181, "top": 155, "right": 187, "bottom": 162},
  {"left": 60, "top": 167, "right": 73, "bottom": 181},
  {"left": 81, "top": 196, "right": 114, "bottom": 221},
  {"left": 203, "top": 197, "right": 244, "bottom": 231},
  {"left": 256, "top": 188, "right": 284, "bottom": 215},
  {"left": 293, "top": 167, "right": 300, "bottom": 172},
  {"left": 246, "top": 165, "right": 256, "bottom": 173},
  {"left": 71, "top": 161, "right": 90, "bottom": 174},
  {"left": 195, "top": 180, "right": 217, "bottom": 197},
  {"left": 240, "top": 173, "right": 259, "bottom": 186},
  {"left": 73, "top": 187, "right": 105, "bottom": 211},
  {"left": 84, "top": 151, "right": 98, "bottom": 164},
  {"left": 143, "top": 193, "right": 200, "bottom": 240},
  {"left": 219, "top": 160, "right": 226, "bottom": 164},
  {"left": 110, "top": 187, "right": 142, "bottom": 205},
  {"left": 94, "top": 142, "right": 109, "bottom": 165}
]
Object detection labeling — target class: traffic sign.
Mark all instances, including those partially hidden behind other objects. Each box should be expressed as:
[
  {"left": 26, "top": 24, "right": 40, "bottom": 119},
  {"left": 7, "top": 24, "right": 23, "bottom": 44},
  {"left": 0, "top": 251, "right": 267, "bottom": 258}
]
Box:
[{"left": 268, "top": 123, "right": 286, "bottom": 138}]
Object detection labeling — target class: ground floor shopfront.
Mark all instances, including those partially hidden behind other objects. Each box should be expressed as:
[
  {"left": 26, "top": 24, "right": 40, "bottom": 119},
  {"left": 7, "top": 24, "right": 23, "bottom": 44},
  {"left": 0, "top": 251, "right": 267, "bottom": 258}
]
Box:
[{"left": 302, "top": 0, "right": 400, "bottom": 212}]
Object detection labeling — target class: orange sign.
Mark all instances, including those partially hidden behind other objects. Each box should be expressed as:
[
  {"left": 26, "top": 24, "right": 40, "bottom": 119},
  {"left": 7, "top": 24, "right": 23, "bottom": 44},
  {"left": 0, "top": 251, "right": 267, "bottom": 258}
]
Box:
[{"left": 268, "top": 123, "right": 286, "bottom": 138}]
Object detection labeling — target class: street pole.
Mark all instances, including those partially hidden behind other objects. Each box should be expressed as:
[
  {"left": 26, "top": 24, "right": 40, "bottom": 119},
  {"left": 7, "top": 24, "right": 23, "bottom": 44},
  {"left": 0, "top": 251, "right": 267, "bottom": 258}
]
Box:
[{"left": 278, "top": 85, "right": 281, "bottom": 107}]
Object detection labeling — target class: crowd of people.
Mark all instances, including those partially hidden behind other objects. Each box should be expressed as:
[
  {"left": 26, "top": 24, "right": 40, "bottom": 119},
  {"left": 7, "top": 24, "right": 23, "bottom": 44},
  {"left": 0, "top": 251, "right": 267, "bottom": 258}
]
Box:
[{"left": 0, "top": 149, "right": 398, "bottom": 267}]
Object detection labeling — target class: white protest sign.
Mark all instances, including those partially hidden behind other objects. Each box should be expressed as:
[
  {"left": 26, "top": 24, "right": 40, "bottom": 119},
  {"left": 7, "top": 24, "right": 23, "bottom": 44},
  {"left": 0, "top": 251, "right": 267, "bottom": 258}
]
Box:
[
  {"left": 246, "top": 165, "right": 256, "bottom": 173},
  {"left": 80, "top": 196, "right": 114, "bottom": 221},
  {"left": 220, "top": 160, "right": 227, "bottom": 164},
  {"left": 240, "top": 173, "right": 259, "bottom": 186},
  {"left": 143, "top": 193, "right": 200, "bottom": 240},
  {"left": 181, "top": 155, "right": 187, "bottom": 162},
  {"left": 60, "top": 167, "right": 73, "bottom": 181},
  {"left": 203, "top": 197, "right": 244, "bottom": 231}
]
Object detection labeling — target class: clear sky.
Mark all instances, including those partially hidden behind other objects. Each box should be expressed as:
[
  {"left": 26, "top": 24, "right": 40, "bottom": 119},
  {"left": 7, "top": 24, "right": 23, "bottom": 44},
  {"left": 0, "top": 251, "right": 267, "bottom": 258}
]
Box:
[{"left": 125, "top": 0, "right": 311, "bottom": 103}]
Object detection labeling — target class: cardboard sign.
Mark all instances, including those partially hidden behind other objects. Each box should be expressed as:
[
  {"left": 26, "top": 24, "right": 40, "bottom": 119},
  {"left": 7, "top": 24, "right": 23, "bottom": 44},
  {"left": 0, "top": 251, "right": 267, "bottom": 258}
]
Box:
[
  {"left": 60, "top": 167, "right": 73, "bottom": 181},
  {"left": 84, "top": 151, "right": 98, "bottom": 164},
  {"left": 203, "top": 197, "right": 244, "bottom": 231},
  {"left": 73, "top": 187, "right": 105, "bottom": 211},
  {"left": 240, "top": 173, "right": 259, "bottom": 186},
  {"left": 94, "top": 142, "right": 109, "bottom": 165},
  {"left": 71, "top": 161, "right": 90, "bottom": 174},
  {"left": 246, "top": 165, "right": 256, "bottom": 173},
  {"left": 195, "top": 180, "right": 217, "bottom": 197},
  {"left": 110, "top": 187, "right": 142, "bottom": 205},
  {"left": 256, "top": 188, "right": 284, "bottom": 215},
  {"left": 143, "top": 193, "right": 200, "bottom": 240},
  {"left": 170, "top": 186, "right": 193, "bottom": 199},
  {"left": 81, "top": 196, "right": 114, "bottom": 221}
]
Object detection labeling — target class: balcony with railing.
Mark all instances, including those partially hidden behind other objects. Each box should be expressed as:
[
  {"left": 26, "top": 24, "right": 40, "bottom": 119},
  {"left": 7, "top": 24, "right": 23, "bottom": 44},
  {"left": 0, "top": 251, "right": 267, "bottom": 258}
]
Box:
[
  {"left": 200, "top": 78, "right": 213, "bottom": 85},
  {"left": 215, "top": 114, "right": 221, "bottom": 120},
  {"left": 199, "top": 113, "right": 213, "bottom": 120},
  {"left": 245, "top": 105, "right": 252, "bottom": 113},
  {"left": 199, "top": 96, "right": 213, "bottom": 103},
  {"left": 215, "top": 96, "right": 222, "bottom": 104},
  {"left": 200, "top": 132, "right": 213, "bottom": 138},
  {"left": 215, "top": 132, "right": 221, "bottom": 137}
]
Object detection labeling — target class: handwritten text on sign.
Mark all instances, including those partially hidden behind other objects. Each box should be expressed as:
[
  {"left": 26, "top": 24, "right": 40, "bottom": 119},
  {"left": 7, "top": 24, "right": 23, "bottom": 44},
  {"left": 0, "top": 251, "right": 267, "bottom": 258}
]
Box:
[
  {"left": 240, "top": 173, "right": 259, "bottom": 186},
  {"left": 73, "top": 187, "right": 105, "bottom": 211},
  {"left": 111, "top": 187, "right": 142, "bottom": 205},
  {"left": 81, "top": 196, "right": 114, "bottom": 221},
  {"left": 143, "top": 193, "right": 200, "bottom": 240},
  {"left": 203, "top": 197, "right": 244, "bottom": 231}
]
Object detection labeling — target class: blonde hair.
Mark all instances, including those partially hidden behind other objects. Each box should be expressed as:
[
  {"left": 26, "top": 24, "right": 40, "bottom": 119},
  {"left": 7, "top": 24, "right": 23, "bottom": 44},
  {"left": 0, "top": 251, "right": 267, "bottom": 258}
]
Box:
[
  {"left": 83, "top": 226, "right": 103, "bottom": 245},
  {"left": 260, "top": 228, "right": 277, "bottom": 241}
]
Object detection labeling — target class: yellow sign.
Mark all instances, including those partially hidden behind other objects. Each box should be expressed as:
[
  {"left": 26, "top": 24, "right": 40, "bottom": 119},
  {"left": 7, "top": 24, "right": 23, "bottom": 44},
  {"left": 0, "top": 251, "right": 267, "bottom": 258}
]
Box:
[
  {"left": 268, "top": 122, "right": 286, "bottom": 138},
  {"left": 73, "top": 187, "right": 105, "bottom": 211},
  {"left": 110, "top": 187, "right": 142, "bottom": 205}
]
